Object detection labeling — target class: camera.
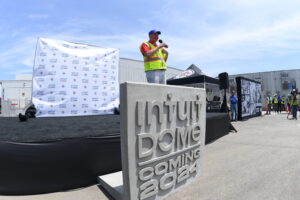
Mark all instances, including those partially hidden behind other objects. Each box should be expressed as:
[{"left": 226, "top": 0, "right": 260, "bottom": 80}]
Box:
[{"left": 291, "top": 88, "right": 300, "bottom": 95}]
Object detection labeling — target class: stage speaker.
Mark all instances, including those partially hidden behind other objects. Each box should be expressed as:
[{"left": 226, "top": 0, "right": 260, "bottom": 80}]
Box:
[{"left": 218, "top": 72, "right": 229, "bottom": 90}]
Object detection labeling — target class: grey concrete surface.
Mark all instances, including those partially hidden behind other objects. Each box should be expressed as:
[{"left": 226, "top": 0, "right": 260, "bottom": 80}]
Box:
[
  {"left": 120, "top": 82, "right": 206, "bottom": 200},
  {"left": 0, "top": 186, "right": 106, "bottom": 200},
  {"left": 1, "top": 111, "right": 300, "bottom": 200},
  {"left": 167, "top": 112, "right": 300, "bottom": 200}
]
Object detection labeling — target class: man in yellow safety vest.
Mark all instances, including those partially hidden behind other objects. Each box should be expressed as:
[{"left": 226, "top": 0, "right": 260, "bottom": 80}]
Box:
[
  {"left": 266, "top": 95, "right": 272, "bottom": 114},
  {"left": 140, "top": 30, "right": 169, "bottom": 84},
  {"left": 281, "top": 97, "right": 285, "bottom": 112},
  {"left": 273, "top": 95, "right": 278, "bottom": 113},
  {"left": 291, "top": 89, "right": 299, "bottom": 119}
]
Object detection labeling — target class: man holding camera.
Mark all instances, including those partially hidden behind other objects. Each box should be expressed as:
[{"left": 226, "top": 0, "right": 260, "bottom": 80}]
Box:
[
  {"left": 291, "top": 89, "right": 299, "bottom": 120},
  {"left": 140, "top": 30, "right": 169, "bottom": 84}
]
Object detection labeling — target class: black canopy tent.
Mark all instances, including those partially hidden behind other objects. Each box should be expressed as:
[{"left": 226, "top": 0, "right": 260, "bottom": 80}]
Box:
[
  {"left": 167, "top": 64, "right": 219, "bottom": 86},
  {"left": 167, "top": 64, "right": 231, "bottom": 143},
  {"left": 167, "top": 64, "right": 221, "bottom": 102}
]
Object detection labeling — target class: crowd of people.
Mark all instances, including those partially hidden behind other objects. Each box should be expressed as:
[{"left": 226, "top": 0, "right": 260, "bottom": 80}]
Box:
[{"left": 266, "top": 90, "right": 299, "bottom": 119}]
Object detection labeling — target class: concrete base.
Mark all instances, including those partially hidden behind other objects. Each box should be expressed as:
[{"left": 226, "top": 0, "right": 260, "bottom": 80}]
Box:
[{"left": 98, "top": 171, "right": 124, "bottom": 200}]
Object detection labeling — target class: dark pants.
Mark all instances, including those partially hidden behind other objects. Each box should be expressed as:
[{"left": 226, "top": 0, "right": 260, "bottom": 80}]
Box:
[
  {"left": 287, "top": 103, "right": 291, "bottom": 112},
  {"left": 273, "top": 104, "right": 277, "bottom": 112},
  {"left": 277, "top": 102, "right": 282, "bottom": 113},
  {"left": 292, "top": 105, "right": 298, "bottom": 119},
  {"left": 267, "top": 104, "right": 272, "bottom": 114},
  {"left": 230, "top": 103, "right": 237, "bottom": 121}
]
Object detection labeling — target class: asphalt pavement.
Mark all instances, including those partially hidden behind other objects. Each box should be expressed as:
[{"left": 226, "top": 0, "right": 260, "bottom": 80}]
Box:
[{"left": 1, "top": 111, "right": 300, "bottom": 200}]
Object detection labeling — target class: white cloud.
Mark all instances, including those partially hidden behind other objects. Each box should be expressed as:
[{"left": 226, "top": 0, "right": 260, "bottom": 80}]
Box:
[
  {"left": 3, "top": 0, "right": 300, "bottom": 79},
  {"left": 0, "top": 37, "right": 36, "bottom": 76},
  {"left": 169, "top": 12, "right": 300, "bottom": 61},
  {"left": 152, "top": 0, "right": 300, "bottom": 75},
  {"left": 28, "top": 14, "right": 49, "bottom": 19}
]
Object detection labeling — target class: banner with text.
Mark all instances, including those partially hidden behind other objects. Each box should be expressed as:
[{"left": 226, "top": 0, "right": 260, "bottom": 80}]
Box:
[
  {"left": 120, "top": 82, "right": 206, "bottom": 200},
  {"left": 32, "top": 38, "right": 119, "bottom": 117}
]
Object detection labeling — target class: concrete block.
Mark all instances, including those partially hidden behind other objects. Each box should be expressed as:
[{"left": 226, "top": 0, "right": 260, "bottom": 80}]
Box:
[
  {"left": 98, "top": 171, "right": 123, "bottom": 200},
  {"left": 120, "top": 82, "right": 206, "bottom": 200}
]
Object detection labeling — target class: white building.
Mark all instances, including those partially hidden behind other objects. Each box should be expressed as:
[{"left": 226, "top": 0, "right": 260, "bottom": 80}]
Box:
[
  {"left": 0, "top": 58, "right": 182, "bottom": 117},
  {"left": 0, "top": 76, "right": 32, "bottom": 116},
  {"left": 119, "top": 58, "right": 181, "bottom": 83}
]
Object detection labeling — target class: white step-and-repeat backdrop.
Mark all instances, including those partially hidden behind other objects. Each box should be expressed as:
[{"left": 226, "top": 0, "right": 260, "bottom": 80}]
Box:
[
  {"left": 0, "top": 84, "right": 2, "bottom": 98},
  {"left": 32, "top": 38, "right": 119, "bottom": 117}
]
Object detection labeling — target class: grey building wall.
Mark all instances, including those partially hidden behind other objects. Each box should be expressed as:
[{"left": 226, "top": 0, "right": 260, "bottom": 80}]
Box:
[
  {"left": 119, "top": 58, "right": 182, "bottom": 83},
  {"left": 0, "top": 80, "right": 32, "bottom": 101},
  {"left": 229, "top": 69, "right": 300, "bottom": 108}
]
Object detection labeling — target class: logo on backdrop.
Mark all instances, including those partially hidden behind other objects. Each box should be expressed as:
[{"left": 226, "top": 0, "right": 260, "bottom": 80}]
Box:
[
  {"left": 175, "top": 69, "right": 195, "bottom": 79},
  {"left": 32, "top": 38, "right": 119, "bottom": 117}
]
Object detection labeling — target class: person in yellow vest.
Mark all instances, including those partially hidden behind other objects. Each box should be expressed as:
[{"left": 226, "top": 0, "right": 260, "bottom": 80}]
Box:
[
  {"left": 291, "top": 89, "right": 299, "bottom": 119},
  {"left": 140, "top": 30, "right": 168, "bottom": 84},
  {"left": 266, "top": 95, "right": 272, "bottom": 115},
  {"left": 287, "top": 94, "right": 292, "bottom": 113},
  {"left": 273, "top": 95, "right": 278, "bottom": 113},
  {"left": 281, "top": 96, "right": 285, "bottom": 112}
]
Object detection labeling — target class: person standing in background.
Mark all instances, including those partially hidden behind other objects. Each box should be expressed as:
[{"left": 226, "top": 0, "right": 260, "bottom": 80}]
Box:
[
  {"left": 273, "top": 95, "right": 278, "bottom": 113},
  {"left": 229, "top": 90, "right": 238, "bottom": 121},
  {"left": 281, "top": 96, "right": 285, "bottom": 112},
  {"left": 277, "top": 95, "right": 282, "bottom": 113},
  {"left": 291, "top": 89, "right": 298, "bottom": 120},
  {"left": 140, "top": 30, "right": 168, "bottom": 84},
  {"left": 287, "top": 94, "right": 292, "bottom": 113},
  {"left": 266, "top": 94, "right": 272, "bottom": 115}
]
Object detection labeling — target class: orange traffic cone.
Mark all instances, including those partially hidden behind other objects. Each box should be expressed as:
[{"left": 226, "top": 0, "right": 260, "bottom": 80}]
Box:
[{"left": 286, "top": 107, "right": 289, "bottom": 113}]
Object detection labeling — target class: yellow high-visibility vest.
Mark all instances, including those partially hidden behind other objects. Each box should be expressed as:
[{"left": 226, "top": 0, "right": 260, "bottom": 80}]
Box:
[
  {"left": 140, "top": 42, "right": 167, "bottom": 71},
  {"left": 274, "top": 98, "right": 278, "bottom": 103},
  {"left": 292, "top": 96, "right": 298, "bottom": 106}
]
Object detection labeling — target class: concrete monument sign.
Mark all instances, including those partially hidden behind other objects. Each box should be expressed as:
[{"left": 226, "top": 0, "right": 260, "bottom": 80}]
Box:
[{"left": 120, "top": 82, "right": 206, "bottom": 200}]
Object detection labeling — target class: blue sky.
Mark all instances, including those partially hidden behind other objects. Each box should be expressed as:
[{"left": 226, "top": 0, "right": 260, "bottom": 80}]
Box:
[{"left": 1, "top": 0, "right": 300, "bottom": 80}]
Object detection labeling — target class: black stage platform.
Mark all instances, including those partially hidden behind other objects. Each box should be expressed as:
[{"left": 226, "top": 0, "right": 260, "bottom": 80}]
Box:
[
  {"left": 206, "top": 112, "right": 230, "bottom": 143},
  {"left": 0, "top": 113, "right": 230, "bottom": 195}
]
